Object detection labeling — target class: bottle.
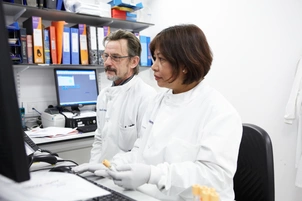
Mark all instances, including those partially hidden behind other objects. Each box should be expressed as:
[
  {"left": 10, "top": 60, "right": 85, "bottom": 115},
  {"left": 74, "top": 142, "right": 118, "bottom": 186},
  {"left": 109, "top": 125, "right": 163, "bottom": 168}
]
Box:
[{"left": 192, "top": 184, "right": 201, "bottom": 201}]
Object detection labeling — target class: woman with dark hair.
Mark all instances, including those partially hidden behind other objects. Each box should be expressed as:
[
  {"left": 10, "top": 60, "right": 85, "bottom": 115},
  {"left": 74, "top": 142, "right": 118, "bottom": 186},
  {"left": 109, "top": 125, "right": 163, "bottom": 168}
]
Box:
[{"left": 75, "top": 24, "right": 242, "bottom": 201}]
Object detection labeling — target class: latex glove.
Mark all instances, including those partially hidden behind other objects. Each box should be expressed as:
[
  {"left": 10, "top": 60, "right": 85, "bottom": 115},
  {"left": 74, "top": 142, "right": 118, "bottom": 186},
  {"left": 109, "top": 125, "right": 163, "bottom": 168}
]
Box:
[
  {"left": 107, "top": 164, "right": 151, "bottom": 190},
  {"left": 72, "top": 163, "right": 106, "bottom": 174}
]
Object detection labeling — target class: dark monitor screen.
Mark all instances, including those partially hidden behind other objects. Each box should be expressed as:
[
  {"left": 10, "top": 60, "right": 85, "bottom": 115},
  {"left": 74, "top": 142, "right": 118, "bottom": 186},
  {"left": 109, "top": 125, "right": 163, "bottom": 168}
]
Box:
[
  {"left": 54, "top": 68, "right": 99, "bottom": 111},
  {"left": 0, "top": 1, "right": 30, "bottom": 182}
]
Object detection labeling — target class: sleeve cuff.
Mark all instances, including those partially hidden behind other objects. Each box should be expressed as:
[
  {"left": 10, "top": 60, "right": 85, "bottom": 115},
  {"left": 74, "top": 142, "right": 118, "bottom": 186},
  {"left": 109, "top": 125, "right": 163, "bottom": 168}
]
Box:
[{"left": 148, "top": 165, "right": 165, "bottom": 190}]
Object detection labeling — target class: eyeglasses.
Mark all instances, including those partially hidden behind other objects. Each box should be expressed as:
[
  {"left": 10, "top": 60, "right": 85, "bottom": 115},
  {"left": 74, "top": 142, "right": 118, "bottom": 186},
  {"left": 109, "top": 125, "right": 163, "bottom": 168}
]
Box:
[{"left": 102, "top": 53, "right": 132, "bottom": 63}]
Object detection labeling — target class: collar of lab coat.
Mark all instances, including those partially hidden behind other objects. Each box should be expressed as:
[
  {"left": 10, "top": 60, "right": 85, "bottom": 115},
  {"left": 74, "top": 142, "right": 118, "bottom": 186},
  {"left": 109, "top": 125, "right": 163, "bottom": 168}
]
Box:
[
  {"left": 105, "top": 76, "right": 139, "bottom": 99},
  {"left": 163, "top": 80, "right": 207, "bottom": 106}
]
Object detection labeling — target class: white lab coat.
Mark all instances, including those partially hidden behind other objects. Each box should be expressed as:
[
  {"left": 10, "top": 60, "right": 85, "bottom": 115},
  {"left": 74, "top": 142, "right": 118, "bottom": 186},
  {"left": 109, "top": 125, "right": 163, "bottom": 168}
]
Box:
[
  {"left": 89, "top": 76, "right": 156, "bottom": 163},
  {"left": 284, "top": 58, "right": 302, "bottom": 187},
  {"left": 112, "top": 80, "right": 242, "bottom": 201}
]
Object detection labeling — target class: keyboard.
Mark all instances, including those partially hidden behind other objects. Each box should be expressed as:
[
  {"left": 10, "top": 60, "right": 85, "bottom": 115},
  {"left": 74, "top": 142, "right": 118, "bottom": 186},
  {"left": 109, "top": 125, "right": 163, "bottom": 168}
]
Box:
[
  {"left": 77, "top": 174, "right": 136, "bottom": 201},
  {"left": 77, "top": 124, "right": 97, "bottom": 133}
]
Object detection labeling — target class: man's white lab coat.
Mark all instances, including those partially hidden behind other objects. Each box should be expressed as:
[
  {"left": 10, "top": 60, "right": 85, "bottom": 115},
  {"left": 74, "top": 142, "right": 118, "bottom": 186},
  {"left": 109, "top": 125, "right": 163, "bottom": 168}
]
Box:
[
  {"left": 89, "top": 76, "right": 156, "bottom": 163},
  {"left": 112, "top": 80, "right": 242, "bottom": 201}
]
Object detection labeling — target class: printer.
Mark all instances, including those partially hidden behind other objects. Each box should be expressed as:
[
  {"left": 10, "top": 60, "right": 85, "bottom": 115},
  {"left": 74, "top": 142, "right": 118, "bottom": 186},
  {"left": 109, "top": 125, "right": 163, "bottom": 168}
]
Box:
[{"left": 41, "top": 108, "right": 65, "bottom": 128}]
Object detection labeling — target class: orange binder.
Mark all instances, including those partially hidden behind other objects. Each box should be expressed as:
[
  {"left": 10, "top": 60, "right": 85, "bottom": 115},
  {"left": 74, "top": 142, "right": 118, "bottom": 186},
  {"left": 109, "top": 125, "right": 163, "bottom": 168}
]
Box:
[
  {"left": 51, "top": 21, "right": 65, "bottom": 64},
  {"left": 46, "top": 26, "right": 57, "bottom": 64},
  {"left": 73, "top": 24, "right": 88, "bottom": 65}
]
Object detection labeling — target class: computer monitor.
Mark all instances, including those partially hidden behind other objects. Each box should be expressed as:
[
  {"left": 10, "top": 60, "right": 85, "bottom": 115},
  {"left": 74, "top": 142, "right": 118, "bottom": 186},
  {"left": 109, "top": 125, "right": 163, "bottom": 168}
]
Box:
[
  {"left": 0, "top": 1, "right": 30, "bottom": 182},
  {"left": 54, "top": 68, "right": 99, "bottom": 113}
]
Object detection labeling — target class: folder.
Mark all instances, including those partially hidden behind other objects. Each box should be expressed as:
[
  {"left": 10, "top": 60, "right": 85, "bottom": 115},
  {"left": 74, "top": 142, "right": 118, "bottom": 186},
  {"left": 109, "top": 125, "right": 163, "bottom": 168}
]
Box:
[
  {"left": 96, "top": 27, "right": 104, "bottom": 65},
  {"left": 139, "top": 35, "right": 149, "bottom": 66},
  {"left": 87, "top": 25, "right": 98, "bottom": 65},
  {"left": 20, "top": 28, "right": 28, "bottom": 64},
  {"left": 62, "top": 26, "right": 70, "bottom": 64},
  {"left": 43, "top": 29, "right": 51, "bottom": 64},
  {"left": 26, "top": 35, "right": 33, "bottom": 64},
  {"left": 70, "top": 27, "right": 79, "bottom": 65},
  {"left": 146, "top": 36, "right": 152, "bottom": 66},
  {"left": 22, "top": 16, "right": 44, "bottom": 64},
  {"left": 103, "top": 26, "right": 110, "bottom": 37},
  {"left": 56, "top": 0, "right": 63, "bottom": 10},
  {"left": 46, "top": 26, "right": 57, "bottom": 64},
  {"left": 74, "top": 24, "right": 88, "bottom": 65},
  {"left": 51, "top": 21, "right": 65, "bottom": 64}
]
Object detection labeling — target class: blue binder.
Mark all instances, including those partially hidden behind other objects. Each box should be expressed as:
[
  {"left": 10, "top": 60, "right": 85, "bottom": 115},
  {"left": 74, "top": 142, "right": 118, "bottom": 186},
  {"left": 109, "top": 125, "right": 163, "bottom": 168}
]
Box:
[
  {"left": 62, "top": 27, "right": 70, "bottom": 64},
  {"left": 70, "top": 27, "right": 79, "bottom": 65},
  {"left": 140, "top": 35, "right": 151, "bottom": 66}
]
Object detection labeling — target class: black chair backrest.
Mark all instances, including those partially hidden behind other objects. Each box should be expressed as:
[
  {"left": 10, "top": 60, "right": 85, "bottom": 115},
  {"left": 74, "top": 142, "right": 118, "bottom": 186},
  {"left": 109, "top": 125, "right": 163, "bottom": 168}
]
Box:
[{"left": 233, "top": 123, "right": 275, "bottom": 201}]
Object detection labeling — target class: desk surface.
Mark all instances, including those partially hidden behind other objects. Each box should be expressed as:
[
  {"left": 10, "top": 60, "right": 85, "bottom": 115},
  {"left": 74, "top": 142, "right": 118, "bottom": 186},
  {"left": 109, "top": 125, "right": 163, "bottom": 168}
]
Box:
[
  {"left": 86, "top": 174, "right": 161, "bottom": 201},
  {"left": 29, "top": 163, "right": 160, "bottom": 201}
]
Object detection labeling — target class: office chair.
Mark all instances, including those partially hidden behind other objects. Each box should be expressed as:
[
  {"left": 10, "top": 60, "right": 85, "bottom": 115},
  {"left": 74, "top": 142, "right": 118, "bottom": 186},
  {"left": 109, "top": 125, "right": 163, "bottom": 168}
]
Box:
[{"left": 233, "top": 123, "right": 275, "bottom": 201}]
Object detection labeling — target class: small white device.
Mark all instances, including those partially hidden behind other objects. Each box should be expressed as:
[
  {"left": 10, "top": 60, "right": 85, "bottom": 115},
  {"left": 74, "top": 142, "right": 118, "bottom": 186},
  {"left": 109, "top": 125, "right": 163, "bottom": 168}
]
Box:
[{"left": 41, "top": 108, "right": 65, "bottom": 128}]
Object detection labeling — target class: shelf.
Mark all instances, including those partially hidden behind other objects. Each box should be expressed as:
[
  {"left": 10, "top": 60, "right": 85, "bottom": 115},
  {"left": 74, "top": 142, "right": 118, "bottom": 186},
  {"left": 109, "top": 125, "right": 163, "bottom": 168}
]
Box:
[
  {"left": 13, "top": 64, "right": 104, "bottom": 73},
  {"left": 3, "top": 2, "right": 154, "bottom": 32}
]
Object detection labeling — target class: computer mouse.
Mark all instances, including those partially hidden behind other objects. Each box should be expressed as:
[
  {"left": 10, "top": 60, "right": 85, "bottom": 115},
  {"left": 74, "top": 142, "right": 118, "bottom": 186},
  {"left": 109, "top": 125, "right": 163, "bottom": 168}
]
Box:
[{"left": 49, "top": 166, "right": 73, "bottom": 173}]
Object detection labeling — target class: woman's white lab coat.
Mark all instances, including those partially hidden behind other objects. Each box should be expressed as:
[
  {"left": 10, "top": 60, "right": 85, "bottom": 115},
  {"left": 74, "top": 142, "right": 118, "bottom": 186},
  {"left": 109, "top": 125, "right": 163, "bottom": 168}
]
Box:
[
  {"left": 112, "top": 80, "right": 242, "bottom": 201},
  {"left": 89, "top": 76, "right": 156, "bottom": 163},
  {"left": 284, "top": 58, "right": 302, "bottom": 187}
]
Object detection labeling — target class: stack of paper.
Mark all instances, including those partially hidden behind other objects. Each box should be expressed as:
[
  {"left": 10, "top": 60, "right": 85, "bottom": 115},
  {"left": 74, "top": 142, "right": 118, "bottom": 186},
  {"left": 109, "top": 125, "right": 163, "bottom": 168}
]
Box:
[{"left": 25, "top": 127, "right": 78, "bottom": 138}]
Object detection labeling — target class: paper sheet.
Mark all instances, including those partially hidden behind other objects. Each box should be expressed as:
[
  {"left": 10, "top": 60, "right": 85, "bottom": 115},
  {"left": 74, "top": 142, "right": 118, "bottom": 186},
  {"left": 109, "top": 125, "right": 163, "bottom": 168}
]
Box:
[
  {"left": 20, "top": 171, "right": 110, "bottom": 201},
  {"left": 25, "top": 127, "right": 78, "bottom": 138}
]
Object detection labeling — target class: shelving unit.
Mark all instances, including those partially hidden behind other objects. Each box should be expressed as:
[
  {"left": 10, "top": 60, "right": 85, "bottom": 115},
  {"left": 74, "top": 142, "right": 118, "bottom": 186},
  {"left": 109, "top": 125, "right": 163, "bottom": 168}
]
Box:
[
  {"left": 4, "top": 2, "right": 154, "bottom": 116},
  {"left": 3, "top": 2, "right": 154, "bottom": 33}
]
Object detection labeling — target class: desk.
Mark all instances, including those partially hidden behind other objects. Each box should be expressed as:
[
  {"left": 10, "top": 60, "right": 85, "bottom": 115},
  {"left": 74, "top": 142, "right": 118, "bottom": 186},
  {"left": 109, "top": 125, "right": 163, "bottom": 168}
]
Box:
[
  {"left": 28, "top": 163, "right": 160, "bottom": 201},
  {"left": 32, "top": 132, "right": 95, "bottom": 164}
]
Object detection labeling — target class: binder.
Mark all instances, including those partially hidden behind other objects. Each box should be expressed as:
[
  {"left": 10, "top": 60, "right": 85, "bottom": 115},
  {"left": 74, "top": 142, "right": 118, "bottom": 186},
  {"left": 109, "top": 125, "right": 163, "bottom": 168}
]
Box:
[
  {"left": 20, "top": 28, "right": 28, "bottom": 64},
  {"left": 26, "top": 35, "right": 33, "bottom": 64},
  {"left": 56, "top": 0, "right": 63, "bottom": 10},
  {"left": 70, "top": 27, "right": 79, "bottom": 65},
  {"left": 87, "top": 25, "right": 98, "bottom": 65},
  {"left": 139, "top": 35, "right": 149, "bottom": 66},
  {"left": 104, "top": 26, "right": 110, "bottom": 37},
  {"left": 74, "top": 24, "right": 88, "bottom": 65},
  {"left": 46, "top": 26, "right": 57, "bottom": 64},
  {"left": 51, "top": 21, "right": 65, "bottom": 64},
  {"left": 43, "top": 29, "right": 51, "bottom": 64},
  {"left": 43, "top": 0, "right": 56, "bottom": 9},
  {"left": 22, "top": 16, "right": 44, "bottom": 64},
  {"left": 62, "top": 26, "right": 70, "bottom": 64},
  {"left": 96, "top": 27, "right": 104, "bottom": 65},
  {"left": 146, "top": 36, "right": 152, "bottom": 66}
]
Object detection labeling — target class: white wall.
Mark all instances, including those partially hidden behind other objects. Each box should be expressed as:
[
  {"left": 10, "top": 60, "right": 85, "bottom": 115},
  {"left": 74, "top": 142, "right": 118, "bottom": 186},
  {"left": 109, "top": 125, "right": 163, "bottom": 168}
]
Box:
[{"left": 141, "top": 0, "right": 302, "bottom": 201}]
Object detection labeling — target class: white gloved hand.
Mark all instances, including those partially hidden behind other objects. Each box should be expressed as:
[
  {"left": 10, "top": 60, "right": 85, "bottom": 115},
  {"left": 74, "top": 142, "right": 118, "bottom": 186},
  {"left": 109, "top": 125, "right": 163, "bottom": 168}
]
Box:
[
  {"left": 72, "top": 163, "right": 106, "bottom": 174},
  {"left": 107, "top": 164, "right": 151, "bottom": 190}
]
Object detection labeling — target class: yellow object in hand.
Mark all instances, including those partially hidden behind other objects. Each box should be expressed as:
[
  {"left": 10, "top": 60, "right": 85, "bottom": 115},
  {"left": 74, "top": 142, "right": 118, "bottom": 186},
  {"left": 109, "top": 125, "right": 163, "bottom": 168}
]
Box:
[{"left": 102, "top": 159, "right": 111, "bottom": 168}]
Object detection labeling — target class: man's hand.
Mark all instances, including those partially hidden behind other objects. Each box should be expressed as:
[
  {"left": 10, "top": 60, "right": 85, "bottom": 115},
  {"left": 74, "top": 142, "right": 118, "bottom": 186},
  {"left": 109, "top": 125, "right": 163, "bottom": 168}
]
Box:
[{"left": 107, "top": 164, "right": 151, "bottom": 189}]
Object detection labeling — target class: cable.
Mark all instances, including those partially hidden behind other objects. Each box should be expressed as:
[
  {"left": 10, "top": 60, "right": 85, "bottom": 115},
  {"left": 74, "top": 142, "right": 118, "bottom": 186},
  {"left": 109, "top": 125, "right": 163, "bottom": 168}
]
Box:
[
  {"left": 32, "top": 107, "right": 42, "bottom": 115},
  {"left": 57, "top": 159, "right": 79, "bottom": 166}
]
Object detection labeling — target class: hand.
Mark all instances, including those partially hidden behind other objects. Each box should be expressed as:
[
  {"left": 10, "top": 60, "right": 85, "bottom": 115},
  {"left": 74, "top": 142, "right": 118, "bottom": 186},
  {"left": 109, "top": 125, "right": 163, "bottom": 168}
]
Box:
[
  {"left": 107, "top": 164, "right": 151, "bottom": 190},
  {"left": 72, "top": 163, "right": 106, "bottom": 174}
]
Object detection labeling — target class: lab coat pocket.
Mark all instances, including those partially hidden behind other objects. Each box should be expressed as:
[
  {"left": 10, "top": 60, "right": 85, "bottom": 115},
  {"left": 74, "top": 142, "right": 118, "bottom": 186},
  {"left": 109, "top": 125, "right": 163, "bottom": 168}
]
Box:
[
  {"left": 118, "top": 125, "right": 137, "bottom": 152},
  {"left": 164, "top": 137, "right": 200, "bottom": 163}
]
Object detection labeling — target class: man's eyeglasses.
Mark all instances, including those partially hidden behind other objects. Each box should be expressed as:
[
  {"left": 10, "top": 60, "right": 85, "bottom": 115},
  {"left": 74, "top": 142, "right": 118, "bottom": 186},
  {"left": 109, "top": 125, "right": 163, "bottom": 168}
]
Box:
[{"left": 102, "top": 53, "right": 132, "bottom": 63}]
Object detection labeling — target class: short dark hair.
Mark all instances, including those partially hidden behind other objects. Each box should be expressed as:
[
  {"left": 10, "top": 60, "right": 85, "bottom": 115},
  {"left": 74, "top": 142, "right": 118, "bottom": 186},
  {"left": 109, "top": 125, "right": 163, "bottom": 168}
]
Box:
[
  {"left": 103, "top": 29, "right": 141, "bottom": 75},
  {"left": 150, "top": 24, "right": 213, "bottom": 84}
]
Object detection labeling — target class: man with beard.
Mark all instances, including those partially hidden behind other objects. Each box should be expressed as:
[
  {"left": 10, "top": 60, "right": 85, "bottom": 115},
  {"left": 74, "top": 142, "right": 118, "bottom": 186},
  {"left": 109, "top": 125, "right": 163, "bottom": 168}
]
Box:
[{"left": 73, "top": 29, "right": 156, "bottom": 173}]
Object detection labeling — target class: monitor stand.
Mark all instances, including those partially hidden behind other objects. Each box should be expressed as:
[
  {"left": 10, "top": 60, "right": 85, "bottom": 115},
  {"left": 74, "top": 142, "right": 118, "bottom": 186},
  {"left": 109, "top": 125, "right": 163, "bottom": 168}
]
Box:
[{"left": 71, "top": 106, "right": 81, "bottom": 115}]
